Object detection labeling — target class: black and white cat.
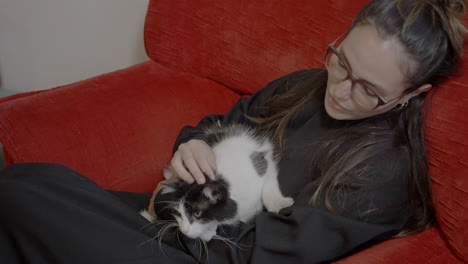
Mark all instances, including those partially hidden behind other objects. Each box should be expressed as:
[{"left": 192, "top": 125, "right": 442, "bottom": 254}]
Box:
[{"left": 140, "top": 122, "right": 293, "bottom": 242}]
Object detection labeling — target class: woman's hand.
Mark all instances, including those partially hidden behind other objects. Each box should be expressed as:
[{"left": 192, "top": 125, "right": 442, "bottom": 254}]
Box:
[{"left": 171, "top": 139, "right": 216, "bottom": 184}]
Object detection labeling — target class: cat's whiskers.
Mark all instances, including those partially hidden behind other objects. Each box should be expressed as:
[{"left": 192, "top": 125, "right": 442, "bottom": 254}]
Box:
[
  {"left": 195, "top": 238, "right": 203, "bottom": 264},
  {"left": 156, "top": 222, "right": 178, "bottom": 240},
  {"left": 140, "top": 219, "right": 175, "bottom": 232},
  {"left": 175, "top": 229, "right": 183, "bottom": 248},
  {"left": 217, "top": 225, "right": 229, "bottom": 236},
  {"left": 158, "top": 204, "right": 178, "bottom": 214},
  {"left": 203, "top": 239, "right": 209, "bottom": 261},
  {"left": 139, "top": 221, "right": 179, "bottom": 259},
  {"left": 139, "top": 221, "right": 155, "bottom": 232},
  {"left": 156, "top": 223, "right": 179, "bottom": 258},
  {"left": 217, "top": 225, "right": 243, "bottom": 241},
  {"left": 187, "top": 237, "right": 209, "bottom": 264},
  {"left": 154, "top": 201, "right": 179, "bottom": 206},
  {"left": 212, "top": 234, "right": 248, "bottom": 251},
  {"left": 153, "top": 220, "right": 176, "bottom": 225}
]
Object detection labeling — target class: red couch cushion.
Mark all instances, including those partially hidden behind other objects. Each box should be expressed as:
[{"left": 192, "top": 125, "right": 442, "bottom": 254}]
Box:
[
  {"left": 424, "top": 56, "right": 468, "bottom": 261},
  {"left": 336, "top": 226, "right": 464, "bottom": 263},
  {"left": 0, "top": 61, "right": 240, "bottom": 192},
  {"left": 144, "top": 0, "right": 369, "bottom": 95}
]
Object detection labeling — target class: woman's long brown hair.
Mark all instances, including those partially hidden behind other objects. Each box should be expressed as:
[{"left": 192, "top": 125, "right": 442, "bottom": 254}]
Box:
[{"left": 250, "top": 0, "right": 467, "bottom": 237}]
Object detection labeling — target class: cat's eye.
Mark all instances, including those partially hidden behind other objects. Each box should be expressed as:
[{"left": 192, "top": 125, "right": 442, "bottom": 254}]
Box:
[
  {"left": 193, "top": 210, "right": 202, "bottom": 218},
  {"left": 185, "top": 204, "right": 193, "bottom": 214}
]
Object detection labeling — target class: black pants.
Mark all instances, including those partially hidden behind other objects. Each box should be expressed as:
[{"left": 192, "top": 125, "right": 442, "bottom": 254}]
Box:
[{"left": 0, "top": 163, "right": 252, "bottom": 264}]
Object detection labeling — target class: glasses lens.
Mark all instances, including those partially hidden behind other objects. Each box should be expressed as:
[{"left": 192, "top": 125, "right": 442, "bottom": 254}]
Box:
[
  {"left": 326, "top": 44, "right": 382, "bottom": 110},
  {"left": 352, "top": 84, "right": 379, "bottom": 109},
  {"left": 326, "top": 50, "right": 348, "bottom": 80}
]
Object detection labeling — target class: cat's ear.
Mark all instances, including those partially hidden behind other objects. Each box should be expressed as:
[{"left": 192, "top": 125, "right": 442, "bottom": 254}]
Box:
[
  {"left": 202, "top": 186, "right": 220, "bottom": 204},
  {"left": 160, "top": 181, "right": 185, "bottom": 194}
]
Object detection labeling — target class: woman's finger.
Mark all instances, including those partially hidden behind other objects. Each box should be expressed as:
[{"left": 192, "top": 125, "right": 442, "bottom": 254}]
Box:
[
  {"left": 183, "top": 152, "right": 206, "bottom": 184},
  {"left": 171, "top": 154, "right": 194, "bottom": 184},
  {"left": 196, "top": 156, "right": 216, "bottom": 180},
  {"left": 206, "top": 150, "right": 217, "bottom": 174}
]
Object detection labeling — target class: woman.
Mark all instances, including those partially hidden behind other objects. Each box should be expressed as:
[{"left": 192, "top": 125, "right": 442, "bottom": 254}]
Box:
[{"left": 1, "top": 0, "right": 466, "bottom": 263}]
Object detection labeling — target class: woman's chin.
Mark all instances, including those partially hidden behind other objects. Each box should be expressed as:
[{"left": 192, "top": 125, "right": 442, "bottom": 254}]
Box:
[{"left": 324, "top": 98, "right": 350, "bottom": 120}]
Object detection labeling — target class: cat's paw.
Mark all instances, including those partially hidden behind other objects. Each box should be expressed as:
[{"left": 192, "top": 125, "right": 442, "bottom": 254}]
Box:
[
  {"left": 265, "top": 197, "right": 294, "bottom": 213},
  {"left": 139, "top": 210, "right": 156, "bottom": 222}
]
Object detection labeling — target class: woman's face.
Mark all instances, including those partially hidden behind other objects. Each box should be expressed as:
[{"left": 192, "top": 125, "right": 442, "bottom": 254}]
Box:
[{"left": 324, "top": 23, "right": 430, "bottom": 120}]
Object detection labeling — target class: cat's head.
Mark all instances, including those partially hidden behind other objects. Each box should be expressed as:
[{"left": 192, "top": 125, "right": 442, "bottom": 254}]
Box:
[{"left": 154, "top": 179, "right": 237, "bottom": 241}]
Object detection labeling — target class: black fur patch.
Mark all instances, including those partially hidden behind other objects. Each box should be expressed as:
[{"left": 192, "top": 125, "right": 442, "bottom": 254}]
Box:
[
  {"left": 153, "top": 181, "right": 190, "bottom": 220},
  {"left": 250, "top": 151, "right": 268, "bottom": 176},
  {"left": 154, "top": 178, "right": 237, "bottom": 223}
]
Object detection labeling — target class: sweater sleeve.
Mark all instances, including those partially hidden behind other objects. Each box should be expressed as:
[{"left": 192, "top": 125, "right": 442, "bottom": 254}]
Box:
[
  {"left": 172, "top": 69, "right": 320, "bottom": 154},
  {"left": 250, "top": 205, "right": 401, "bottom": 264}
]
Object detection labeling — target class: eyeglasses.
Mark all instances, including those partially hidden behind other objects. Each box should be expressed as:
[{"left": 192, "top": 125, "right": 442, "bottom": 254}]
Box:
[{"left": 324, "top": 35, "right": 410, "bottom": 110}]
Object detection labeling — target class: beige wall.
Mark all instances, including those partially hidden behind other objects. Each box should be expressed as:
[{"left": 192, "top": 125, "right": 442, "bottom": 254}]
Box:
[{"left": 0, "top": 0, "right": 150, "bottom": 92}]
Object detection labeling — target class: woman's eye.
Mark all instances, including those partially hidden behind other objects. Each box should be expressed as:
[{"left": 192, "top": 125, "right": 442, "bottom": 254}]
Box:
[
  {"left": 193, "top": 211, "right": 202, "bottom": 218},
  {"left": 364, "top": 87, "right": 377, "bottom": 97}
]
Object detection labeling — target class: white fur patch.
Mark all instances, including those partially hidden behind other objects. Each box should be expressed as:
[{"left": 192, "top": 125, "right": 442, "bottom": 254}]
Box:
[
  {"left": 211, "top": 131, "right": 293, "bottom": 222},
  {"left": 160, "top": 185, "right": 176, "bottom": 194},
  {"left": 203, "top": 186, "right": 217, "bottom": 202},
  {"left": 139, "top": 209, "right": 156, "bottom": 222},
  {"left": 163, "top": 166, "right": 173, "bottom": 180}
]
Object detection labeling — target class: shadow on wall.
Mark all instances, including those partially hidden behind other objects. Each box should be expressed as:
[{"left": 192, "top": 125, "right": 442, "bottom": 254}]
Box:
[
  {"left": 1, "top": 68, "right": 6, "bottom": 169},
  {"left": 0, "top": 89, "right": 17, "bottom": 97},
  {"left": 0, "top": 68, "right": 16, "bottom": 97},
  {"left": 0, "top": 69, "right": 17, "bottom": 97}
]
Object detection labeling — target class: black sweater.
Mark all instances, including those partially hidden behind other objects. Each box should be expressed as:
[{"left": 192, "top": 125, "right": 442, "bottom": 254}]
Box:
[{"left": 172, "top": 69, "right": 411, "bottom": 263}]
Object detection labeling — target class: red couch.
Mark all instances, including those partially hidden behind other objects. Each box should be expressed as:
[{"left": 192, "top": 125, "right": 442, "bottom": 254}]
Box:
[{"left": 0, "top": 0, "right": 466, "bottom": 263}]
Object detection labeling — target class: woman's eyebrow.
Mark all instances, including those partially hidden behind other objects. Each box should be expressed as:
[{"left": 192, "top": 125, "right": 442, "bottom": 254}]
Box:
[{"left": 340, "top": 47, "right": 389, "bottom": 96}]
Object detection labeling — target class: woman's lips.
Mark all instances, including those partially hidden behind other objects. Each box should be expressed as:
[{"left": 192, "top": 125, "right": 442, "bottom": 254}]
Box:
[{"left": 330, "top": 96, "right": 348, "bottom": 111}]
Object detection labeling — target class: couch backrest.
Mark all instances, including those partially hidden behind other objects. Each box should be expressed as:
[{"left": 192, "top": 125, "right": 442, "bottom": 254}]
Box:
[
  {"left": 144, "top": 0, "right": 368, "bottom": 94},
  {"left": 144, "top": 0, "right": 468, "bottom": 260},
  {"left": 0, "top": 61, "right": 240, "bottom": 192},
  {"left": 425, "top": 60, "right": 468, "bottom": 261}
]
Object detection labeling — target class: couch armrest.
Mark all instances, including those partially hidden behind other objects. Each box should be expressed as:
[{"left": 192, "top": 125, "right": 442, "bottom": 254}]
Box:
[{"left": 0, "top": 61, "right": 240, "bottom": 192}]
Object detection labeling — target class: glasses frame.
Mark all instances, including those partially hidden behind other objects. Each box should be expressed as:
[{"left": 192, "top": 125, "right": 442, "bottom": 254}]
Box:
[{"left": 325, "top": 36, "right": 412, "bottom": 110}]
